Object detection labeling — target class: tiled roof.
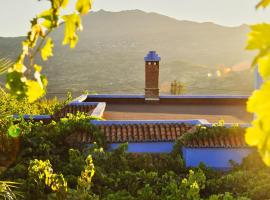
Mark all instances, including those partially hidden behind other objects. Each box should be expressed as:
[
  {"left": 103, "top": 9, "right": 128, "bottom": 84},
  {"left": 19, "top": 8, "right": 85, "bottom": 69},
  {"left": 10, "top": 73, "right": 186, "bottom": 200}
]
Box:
[
  {"left": 183, "top": 134, "right": 247, "bottom": 148},
  {"left": 65, "top": 123, "right": 193, "bottom": 145},
  {"left": 65, "top": 122, "right": 248, "bottom": 149},
  {"left": 98, "top": 123, "right": 193, "bottom": 142}
]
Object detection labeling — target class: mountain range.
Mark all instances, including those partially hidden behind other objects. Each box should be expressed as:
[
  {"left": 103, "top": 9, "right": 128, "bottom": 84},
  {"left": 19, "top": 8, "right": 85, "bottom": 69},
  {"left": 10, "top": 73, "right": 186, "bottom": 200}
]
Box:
[{"left": 0, "top": 10, "right": 255, "bottom": 97}]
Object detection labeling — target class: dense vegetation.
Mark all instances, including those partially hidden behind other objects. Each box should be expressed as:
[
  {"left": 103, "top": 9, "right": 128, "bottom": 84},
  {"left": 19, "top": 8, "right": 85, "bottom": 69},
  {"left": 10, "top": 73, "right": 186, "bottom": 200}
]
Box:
[{"left": 0, "top": 95, "right": 269, "bottom": 200}]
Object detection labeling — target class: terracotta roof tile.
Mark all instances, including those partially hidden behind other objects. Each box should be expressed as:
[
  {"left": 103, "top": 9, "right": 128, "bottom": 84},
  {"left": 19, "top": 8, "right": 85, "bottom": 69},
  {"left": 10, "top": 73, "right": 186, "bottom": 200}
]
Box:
[
  {"left": 95, "top": 123, "right": 193, "bottom": 143},
  {"left": 65, "top": 122, "right": 247, "bottom": 149},
  {"left": 183, "top": 133, "right": 247, "bottom": 148}
]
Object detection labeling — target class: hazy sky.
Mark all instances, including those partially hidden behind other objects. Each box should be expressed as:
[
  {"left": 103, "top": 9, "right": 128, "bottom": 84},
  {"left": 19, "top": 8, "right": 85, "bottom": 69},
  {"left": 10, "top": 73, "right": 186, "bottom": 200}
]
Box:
[{"left": 1, "top": 0, "right": 270, "bottom": 37}]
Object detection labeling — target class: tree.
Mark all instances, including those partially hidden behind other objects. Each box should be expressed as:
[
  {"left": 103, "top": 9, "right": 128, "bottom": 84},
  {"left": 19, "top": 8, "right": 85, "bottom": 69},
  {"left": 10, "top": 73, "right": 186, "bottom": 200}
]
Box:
[
  {"left": 245, "top": 0, "right": 270, "bottom": 165},
  {"left": 6, "top": 0, "right": 93, "bottom": 102}
]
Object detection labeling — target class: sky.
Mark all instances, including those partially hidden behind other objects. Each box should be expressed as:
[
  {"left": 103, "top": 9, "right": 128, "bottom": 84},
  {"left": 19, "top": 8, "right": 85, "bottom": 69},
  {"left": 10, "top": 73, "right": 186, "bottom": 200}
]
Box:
[{"left": 1, "top": 0, "right": 270, "bottom": 37}]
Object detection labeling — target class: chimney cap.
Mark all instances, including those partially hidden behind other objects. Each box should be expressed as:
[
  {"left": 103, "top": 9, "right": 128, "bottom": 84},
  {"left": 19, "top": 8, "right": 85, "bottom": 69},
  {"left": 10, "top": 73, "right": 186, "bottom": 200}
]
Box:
[{"left": 144, "top": 51, "right": 161, "bottom": 62}]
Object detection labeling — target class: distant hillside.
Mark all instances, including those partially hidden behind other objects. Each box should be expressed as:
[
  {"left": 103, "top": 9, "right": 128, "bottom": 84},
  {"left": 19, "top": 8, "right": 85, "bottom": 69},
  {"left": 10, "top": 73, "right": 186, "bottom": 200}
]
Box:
[{"left": 0, "top": 10, "right": 254, "bottom": 97}]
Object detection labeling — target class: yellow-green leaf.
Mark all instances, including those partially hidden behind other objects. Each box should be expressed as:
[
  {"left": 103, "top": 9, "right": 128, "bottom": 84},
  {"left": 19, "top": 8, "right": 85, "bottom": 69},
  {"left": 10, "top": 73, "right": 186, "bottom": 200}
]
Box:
[
  {"left": 41, "top": 38, "right": 54, "bottom": 61},
  {"left": 247, "top": 80, "right": 270, "bottom": 116},
  {"left": 38, "top": 9, "right": 58, "bottom": 29},
  {"left": 8, "top": 125, "right": 21, "bottom": 138},
  {"left": 26, "top": 80, "right": 46, "bottom": 103},
  {"left": 256, "top": 0, "right": 270, "bottom": 9},
  {"left": 62, "top": 13, "right": 82, "bottom": 48},
  {"left": 52, "top": 0, "right": 69, "bottom": 9},
  {"left": 6, "top": 71, "right": 28, "bottom": 99},
  {"left": 76, "top": 0, "right": 92, "bottom": 15},
  {"left": 258, "top": 54, "right": 270, "bottom": 79},
  {"left": 34, "top": 64, "right": 42, "bottom": 73},
  {"left": 246, "top": 23, "right": 270, "bottom": 50}
]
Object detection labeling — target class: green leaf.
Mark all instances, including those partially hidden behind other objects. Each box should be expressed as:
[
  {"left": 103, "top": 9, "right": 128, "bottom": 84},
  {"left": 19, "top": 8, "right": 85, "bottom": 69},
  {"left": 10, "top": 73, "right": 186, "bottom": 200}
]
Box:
[
  {"left": 256, "top": 0, "right": 270, "bottom": 9},
  {"left": 41, "top": 38, "right": 54, "bottom": 61},
  {"left": 6, "top": 71, "right": 28, "bottom": 99},
  {"left": 62, "top": 13, "right": 82, "bottom": 48},
  {"left": 8, "top": 124, "right": 21, "bottom": 138},
  {"left": 76, "top": 0, "right": 92, "bottom": 15}
]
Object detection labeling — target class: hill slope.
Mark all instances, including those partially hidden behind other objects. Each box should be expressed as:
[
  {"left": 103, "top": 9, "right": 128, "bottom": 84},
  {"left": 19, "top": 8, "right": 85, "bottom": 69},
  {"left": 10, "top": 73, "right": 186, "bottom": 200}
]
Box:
[{"left": 0, "top": 10, "right": 254, "bottom": 97}]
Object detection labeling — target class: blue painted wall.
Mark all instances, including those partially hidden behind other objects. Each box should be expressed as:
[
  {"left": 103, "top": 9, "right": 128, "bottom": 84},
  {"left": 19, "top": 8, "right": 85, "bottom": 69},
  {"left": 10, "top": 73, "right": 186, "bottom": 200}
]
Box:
[
  {"left": 183, "top": 147, "right": 253, "bottom": 170},
  {"left": 109, "top": 142, "right": 174, "bottom": 153}
]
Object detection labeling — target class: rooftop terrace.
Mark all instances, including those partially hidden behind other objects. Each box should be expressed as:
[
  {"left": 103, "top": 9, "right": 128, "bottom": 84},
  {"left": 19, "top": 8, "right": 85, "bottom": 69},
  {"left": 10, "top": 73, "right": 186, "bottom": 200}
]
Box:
[{"left": 82, "top": 94, "right": 252, "bottom": 124}]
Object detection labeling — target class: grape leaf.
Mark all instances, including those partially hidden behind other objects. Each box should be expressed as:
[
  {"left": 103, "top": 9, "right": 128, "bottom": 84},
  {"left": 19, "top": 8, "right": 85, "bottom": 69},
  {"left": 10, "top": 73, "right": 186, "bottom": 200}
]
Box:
[
  {"left": 256, "top": 0, "right": 270, "bottom": 9},
  {"left": 258, "top": 54, "right": 270, "bottom": 79},
  {"left": 26, "top": 80, "right": 46, "bottom": 103},
  {"left": 6, "top": 71, "right": 28, "bottom": 99},
  {"left": 62, "top": 13, "right": 82, "bottom": 48},
  {"left": 8, "top": 125, "right": 21, "bottom": 138},
  {"left": 41, "top": 38, "right": 54, "bottom": 61},
  {"left": 76, "top": 0, "right": 92, "bottom": 15},
  {"left": 52, "top": 0, "right": 69, "bottom": 9}
]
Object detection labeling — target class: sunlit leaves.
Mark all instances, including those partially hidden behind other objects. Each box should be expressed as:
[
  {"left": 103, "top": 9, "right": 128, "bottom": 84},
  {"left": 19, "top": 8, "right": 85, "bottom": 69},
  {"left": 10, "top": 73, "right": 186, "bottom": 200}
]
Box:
[
  {"left": 256, "top": 0, "right": 270, "bottom": 9},
  {"left": 38, "top": 9, "right": 58, "bottom": 29},
  {"left": 258, "top": 54, "right": 270, "bottom": 79},
  {"left": 4, "top": 0, "right": 92, "bottom": 102},
  {"left": 6, "top": 71, "right": 27, "bottom": 99},
  {"left": 41, "top": 38, "right": 54, "bottom": 61},
  {"left": 62, "top": 13, "right": 82, "bottom": 48},
  {"left": 8, "top": 124, "right": 21, "bottom": 138},
  {"left": 245, "top": 1, "right": 270, "bottom": 166},
  {"left": 246, "top": 24, "right": 270, "bottom": 66},
  {"left": 26, "top": 80, "right": 46, "bottom": 103},
  {"left": 76, "top": 0, "right": 92, "bottom": 15},
  {"left": 51, "top": 0, "right": 69, "bottom": 9},
  {"left": 29, "top": 23, "right": 45, "bottom": 47},
  {"left": 247, "top": 80, "right": 270, "bottom": 115}
]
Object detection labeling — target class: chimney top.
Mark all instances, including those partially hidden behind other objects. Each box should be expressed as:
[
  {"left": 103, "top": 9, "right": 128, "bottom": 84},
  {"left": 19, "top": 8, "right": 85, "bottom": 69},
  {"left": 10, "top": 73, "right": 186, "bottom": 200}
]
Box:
[{"left": 144, "top": 51, "right": 161, "bottom": 62}]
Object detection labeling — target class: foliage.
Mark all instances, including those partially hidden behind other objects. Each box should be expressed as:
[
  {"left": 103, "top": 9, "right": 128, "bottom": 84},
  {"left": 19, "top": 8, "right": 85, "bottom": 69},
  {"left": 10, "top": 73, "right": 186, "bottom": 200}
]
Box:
[
  {"left": 0, "top": 118, "right": 254, "bottom": 199},
  {"left": 0, "top": 181, "right": 23, "bottom": 200},
  {"left": 181, "top": 122, "right": 245, "bottom": 144},
  {"left": 245, "top": 0, "right": 270, "bottom": 166},
  {"left": 5, "top": 0, "right": 93, "bottom": 103},
  {"left": 0, "top": 86, "right": 64, "bottom": 118}
]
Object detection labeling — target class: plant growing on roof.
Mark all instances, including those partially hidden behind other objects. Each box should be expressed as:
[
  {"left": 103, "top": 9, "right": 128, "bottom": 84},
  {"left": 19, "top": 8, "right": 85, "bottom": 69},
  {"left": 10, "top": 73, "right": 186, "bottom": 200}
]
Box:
[
  {"left": 5, "top": 0, "right": 93, "bottom": 103},
  {"left": 245, "top": 0, "right": 270, "bottom": 166}
]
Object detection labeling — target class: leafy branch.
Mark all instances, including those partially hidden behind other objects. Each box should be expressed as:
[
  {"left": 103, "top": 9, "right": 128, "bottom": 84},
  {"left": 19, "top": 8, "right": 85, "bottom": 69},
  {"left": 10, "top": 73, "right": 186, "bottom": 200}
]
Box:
[
  {"left": 6, "top": 0, "right": 93, "bottom": 103},
  {"left": 245, "top": 0, "right": 270, "bottom": 166}
]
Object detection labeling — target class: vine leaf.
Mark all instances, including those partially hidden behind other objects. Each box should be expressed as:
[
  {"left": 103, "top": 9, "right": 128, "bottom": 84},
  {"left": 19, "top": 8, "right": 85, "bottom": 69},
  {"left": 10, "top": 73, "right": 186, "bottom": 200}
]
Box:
[
  {"left": 52, "top": 0, "right": 69, "bottom": 9},
  {"left": 76, "top": 0, "right": 92, "bottom": 15},
  {"left": 62, "top": 13, "right": 82, "bottom": 48},
  {"left": 41, "top": 38, "right": 54, "bottom": 61},
  {"left": 256, "top": 0, "right": 270, "bottom": 8},
  {"left": 258, "top": 54, "right": 270, "bottom": 79},
  {"left": 6, "top": 71, "right": 28, "bottom": 99},
  {"left": 38, "top": 9, "right": 58, "bottom": 29},
  {"left": 8, "top": 124, "right": 21, "bottom": 138},
  {"left": 246, "top": 23, "right": 270, "bottom": 67},
  {"left": 26, "top": 80, "right": 46, "bottom": 103}
]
